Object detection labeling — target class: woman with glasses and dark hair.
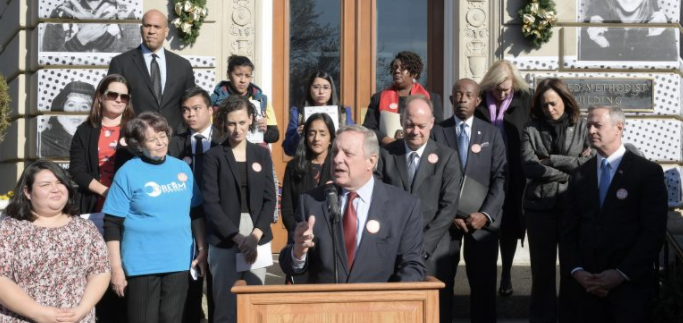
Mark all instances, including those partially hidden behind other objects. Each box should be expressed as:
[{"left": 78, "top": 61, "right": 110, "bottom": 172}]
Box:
[
  {"left": 202, "top": 96, "right": 276, "bottom": 323},
  {"left": 68, "top": 74, "right": 134, "bottom": 323},
  {"left": 362, "top": 51, "right": 443, "bottom": 146},
  {"left": 281, "top": 71, "right": 353, "bottom": 156},
  {"left": 0, "top": 160, "right": 110, "bottom": 323},
  {"left": 102, "top": 112, "right": 206, "bottom": 323},
  {"left": 520, "top": 78, "right": 593, "bottom": 322}
]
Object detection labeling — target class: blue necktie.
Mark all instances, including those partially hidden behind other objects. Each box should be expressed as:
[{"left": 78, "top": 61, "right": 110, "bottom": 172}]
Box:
[
  {"left": 458, "top": 123, "right": 469, "bottom": 167},
  {"left": 599, "top": 159, "right": 611, "bottom": 207}
]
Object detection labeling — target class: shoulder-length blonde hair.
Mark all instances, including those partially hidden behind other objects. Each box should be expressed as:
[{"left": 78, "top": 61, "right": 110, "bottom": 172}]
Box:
[{"left": 479, "top": 60, "right": 530, "bottom": 93}]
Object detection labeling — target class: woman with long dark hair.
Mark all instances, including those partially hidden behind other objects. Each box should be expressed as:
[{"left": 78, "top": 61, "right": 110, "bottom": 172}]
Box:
[
  {"left": 281, "top": 71, "right": 352, "bottom": 156},
  {"left": 281, "top": 113, "right": 336, "bottom": 233},
  {"left": 521, "top": 78, "right": 593, "bottom": 322}
]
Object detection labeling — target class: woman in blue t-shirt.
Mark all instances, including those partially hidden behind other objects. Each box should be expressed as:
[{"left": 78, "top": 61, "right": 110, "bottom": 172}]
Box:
[{"left": 102, "top": 112, "right": 206, "bottom": 323}]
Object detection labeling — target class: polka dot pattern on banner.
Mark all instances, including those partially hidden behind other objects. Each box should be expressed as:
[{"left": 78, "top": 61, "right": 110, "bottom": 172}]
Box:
[
  {"left": 526, "top": 71, "right": 682, "bottom": 116},
  {"left": 39, "top": 51, "right": 217, "bottom": 68},
  {"left": 38, "top": 0, "right": 143, "bottom": 20},
  {"left": 622, "top": 119, "right": 681, "bottom": 162},
  {"left": 194, "top": 70, "right": 216, "bottom": 93},
  {"left": 562, "top": 55, "right": 680, "bottom": 70}
]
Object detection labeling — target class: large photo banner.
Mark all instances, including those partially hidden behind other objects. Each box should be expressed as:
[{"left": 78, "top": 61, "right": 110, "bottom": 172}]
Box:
[{"left": 577, "top": 0, "right": 680, "bottom": 62}]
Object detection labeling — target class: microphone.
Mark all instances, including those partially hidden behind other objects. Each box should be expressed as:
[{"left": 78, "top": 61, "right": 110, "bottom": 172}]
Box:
[{"left": 325, "top": 182, "right": 341, "bottom": 223}]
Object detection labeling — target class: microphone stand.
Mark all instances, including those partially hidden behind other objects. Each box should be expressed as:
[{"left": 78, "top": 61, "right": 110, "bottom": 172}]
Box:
[
  {"left": 331, "top": 209, "right": 340, "bottom": 284},
  {"left": 325, "top": 183, "right": 341, "bottom": 284}
]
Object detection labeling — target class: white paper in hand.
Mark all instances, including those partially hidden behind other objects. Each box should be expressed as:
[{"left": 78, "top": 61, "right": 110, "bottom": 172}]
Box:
[
  {"left": 247, "top": 100, "right": 264, "bottom": 143},
  {"left": 235, "top": 242, "right": 274, "bottom": 272}
]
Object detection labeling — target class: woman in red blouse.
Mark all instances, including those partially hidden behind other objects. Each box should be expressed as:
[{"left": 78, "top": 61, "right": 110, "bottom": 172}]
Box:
[{"left": 68, "top": 74, "right": 134, "bottom": 323}]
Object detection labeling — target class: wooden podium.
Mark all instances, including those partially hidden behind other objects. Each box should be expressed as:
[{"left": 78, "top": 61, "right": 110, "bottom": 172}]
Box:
[{"left": 232, "top": 276, "right": 444, "bottom": 322}]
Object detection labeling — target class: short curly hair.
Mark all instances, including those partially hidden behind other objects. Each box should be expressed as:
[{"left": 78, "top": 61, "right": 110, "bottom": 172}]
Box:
[{"left": 388, "top": 51, "right": 424, "bottom": 79}]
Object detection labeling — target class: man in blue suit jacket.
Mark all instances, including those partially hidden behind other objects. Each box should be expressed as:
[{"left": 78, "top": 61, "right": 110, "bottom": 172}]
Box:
[
  {"left": 560, "top": 106, "right": 667, "bottom": 323},
  {"left": 280, "top": 125, "right": 426, "bottom": 283},
  {"left": 432, "top": 79, "right": 507, "bottom": 323}
]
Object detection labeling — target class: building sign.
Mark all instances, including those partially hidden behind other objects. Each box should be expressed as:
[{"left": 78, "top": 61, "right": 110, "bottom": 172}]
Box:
[{"left": 558, "top": 78, "right": 654, "bottom": 111}]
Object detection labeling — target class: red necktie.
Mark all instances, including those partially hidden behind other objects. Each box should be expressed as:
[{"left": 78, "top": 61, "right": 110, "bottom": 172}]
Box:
[{"left": 343, "top": 191, "right": 358, "bottom": 267}]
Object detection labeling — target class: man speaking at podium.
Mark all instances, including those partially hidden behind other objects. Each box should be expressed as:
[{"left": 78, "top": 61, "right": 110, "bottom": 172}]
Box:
[{"left": 279, "top": 125, "right": 427, "bottom": 283}]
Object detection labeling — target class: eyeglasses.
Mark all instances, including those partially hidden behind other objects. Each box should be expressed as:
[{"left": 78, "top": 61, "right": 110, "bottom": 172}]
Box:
[
  {"left": 104, "top": 91, "right": 131, "bottom": 103},
  {"left": 311, "top": 84, "right": 332, "bottom": 92}
]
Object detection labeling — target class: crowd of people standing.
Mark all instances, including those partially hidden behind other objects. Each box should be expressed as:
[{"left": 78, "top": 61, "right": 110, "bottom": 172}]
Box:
[{"left": 0, "top": 7, "right": 669, "bottom": 323}]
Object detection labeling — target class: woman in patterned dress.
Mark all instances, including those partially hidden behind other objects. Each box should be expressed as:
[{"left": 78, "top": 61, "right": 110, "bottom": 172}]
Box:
[{"left": 0, "top": 159, "right": 111, "bottom": 323}]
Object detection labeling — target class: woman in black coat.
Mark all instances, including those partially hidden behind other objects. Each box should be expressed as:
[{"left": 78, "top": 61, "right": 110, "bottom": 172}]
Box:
[
  {"left": 68, "top": 74, "right": 134, "bottom": 323},
  {"left": 281, "top": 113, "right": 336, "bottom": 233},
  {"left": 201, "top": 96, "right": 276, "bottom": 323},
  {"left": 69, "top": 74, "right": 134, "bottom": 214},
  {"left": 474, "top": 60, "right": 533, "bottom": 297},
  {"left": 520, "top": 78, "right": 593, "bottom": 322}
]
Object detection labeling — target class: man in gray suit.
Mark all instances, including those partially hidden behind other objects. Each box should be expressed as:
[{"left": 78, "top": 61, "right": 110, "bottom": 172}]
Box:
[
  {"left": 108, "top": 9, "right": 195, "bottom": 132},
  {"left": 376, "top": 94, "right": 462, "bottom": 323},
  {"left": 433, "top": 79, "right": 507, "bottom": 323},
  {"left": 280, "top": 125, "right": 427, "bottom": 283}
]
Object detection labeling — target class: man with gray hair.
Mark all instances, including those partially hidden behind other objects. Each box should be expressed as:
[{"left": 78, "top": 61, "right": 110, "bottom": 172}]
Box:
[
  {"left": 376, "top": 94, "right": 462, "bottom": 322},
  {"left": 560, "top": 106, "right": 667, "bottom": 322},
  {"left": 280, "top": 125, "right": 427, "bottom": 283}
]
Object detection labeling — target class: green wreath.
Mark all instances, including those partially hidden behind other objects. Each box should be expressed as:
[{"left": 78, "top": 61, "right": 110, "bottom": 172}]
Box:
[
  {"left": 518, "top": 0, "right": 558, "bottom": 49},
  {"left": 171, "top": 0, "right": 208, "bottom": 46}
]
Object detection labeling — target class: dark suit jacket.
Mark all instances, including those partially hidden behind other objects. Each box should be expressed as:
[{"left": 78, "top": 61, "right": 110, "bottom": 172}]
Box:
[
  {"left": 475, "top": 90, "right": 532, "bottom": 237},
  {"left": 69, "top": 122, "right": 132, "bottom": 214},
  {"left": 280, "top": 154, "right": 333, "bottom": 233},
  {"left": 560, "top": 150, "right": 667, "bottom": 283},
  {"left": 279, "top": 180, "right": 427, "bottom": 283},
  {"left": 108, "top": 46, "right": 195, "bottom": 132},
  {"left": 201, "top": 142, "right": 276, "bottom": 248},
  {"left": 432, "top": 117, "right": 507, "bottom": 238},
  {"left": 376, "top": 140, "right": 462, "bottom": 256},
  {"left": 168, "top": 126, "right": 223, "bottom": 171}
]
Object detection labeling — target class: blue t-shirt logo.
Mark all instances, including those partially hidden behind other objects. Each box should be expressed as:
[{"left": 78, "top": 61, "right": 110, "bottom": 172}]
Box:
[{"left": 144, "top": 182, "right": 162, "bottom": 197}]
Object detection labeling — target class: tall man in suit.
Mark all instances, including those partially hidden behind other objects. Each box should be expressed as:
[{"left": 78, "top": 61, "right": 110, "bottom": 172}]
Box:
[
  {"left": 376, "top": 95, "right": 461, "bottom": 323},
  {"left": 108, "top": 9, "right": 195, "bottom": 132},
  {"left": 168, "top": 87, "right": 219, "bottom": 323},
  {"left": 560, "top": 106, "right": 667, "bottom": 323},
  {"left": 432, "top": 79, "right": 507, "bottom": 323},
  {"left": 280, "top": 125, "right": 427, "bottom": 283}
]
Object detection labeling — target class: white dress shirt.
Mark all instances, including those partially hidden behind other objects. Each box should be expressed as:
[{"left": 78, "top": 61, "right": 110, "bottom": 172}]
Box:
[{"left": 141, "top": 44, "right": 167, "bottom": 94}]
